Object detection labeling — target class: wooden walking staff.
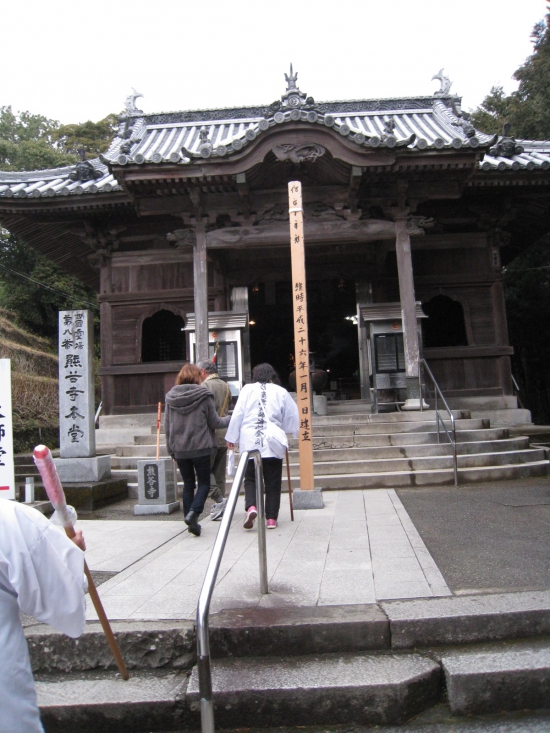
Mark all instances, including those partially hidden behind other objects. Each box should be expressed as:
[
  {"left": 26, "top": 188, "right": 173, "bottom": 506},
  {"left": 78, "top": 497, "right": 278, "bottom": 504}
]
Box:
[
  {"left": 285, "top": 449, "right": 294, "bottom": 521},
  {"left": 33, "top": 445, "right": 130, "bottom": 681},
  {"left": 288, "top": 181, "right": 315, "bottom": 491},
  {"left": 156, "top": 401, "right": 162, "bottom": 460}
]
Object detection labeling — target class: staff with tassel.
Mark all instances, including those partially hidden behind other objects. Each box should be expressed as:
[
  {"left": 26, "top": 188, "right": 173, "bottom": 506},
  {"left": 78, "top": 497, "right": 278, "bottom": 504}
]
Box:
[{"left": 33, "top": 445, "right": 130, "bottom": 680}]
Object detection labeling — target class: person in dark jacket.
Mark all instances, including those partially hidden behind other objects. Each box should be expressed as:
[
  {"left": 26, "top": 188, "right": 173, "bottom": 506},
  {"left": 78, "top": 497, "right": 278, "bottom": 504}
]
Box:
[{"left": 165, "top": 363, "right": 230, "bottom": 536}]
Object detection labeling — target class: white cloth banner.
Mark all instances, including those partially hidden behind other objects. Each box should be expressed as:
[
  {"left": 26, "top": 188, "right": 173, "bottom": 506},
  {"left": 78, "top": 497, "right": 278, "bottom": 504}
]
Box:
[{"left": 0, "top": 359, "right": 15, "bottom": 500}]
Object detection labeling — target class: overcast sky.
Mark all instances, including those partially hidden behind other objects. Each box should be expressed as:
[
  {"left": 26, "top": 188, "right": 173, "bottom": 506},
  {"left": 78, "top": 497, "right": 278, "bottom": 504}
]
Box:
[{"left": 2, "top": 0, "right": 547, "bottom": 125}]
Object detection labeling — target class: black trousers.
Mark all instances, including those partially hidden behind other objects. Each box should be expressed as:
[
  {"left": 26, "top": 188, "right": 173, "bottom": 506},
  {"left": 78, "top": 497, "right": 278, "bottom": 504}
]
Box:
[
  {"left": 177, "top": 454, "right": 211, "bottom": 516},
  {"left": 244, "top": 457, "right": 283, "bottom": 521}
]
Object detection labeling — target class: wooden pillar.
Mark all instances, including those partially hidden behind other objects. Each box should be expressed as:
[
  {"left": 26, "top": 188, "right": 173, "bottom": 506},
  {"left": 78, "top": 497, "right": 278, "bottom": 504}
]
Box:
[
  {"left": 193, "top": 222, "right": 209, "bottom": 362},
  {"left": 395, "top": 218, "right": 421, "bottom": 406},
  {"left": 288, "top": 182, "right": 314, "bottom": 491},
  {"left": 99, "top": 255, "right": 114, "bottom": 414},
  {"left": 356, "top": 281, "right": 372, "bottom": 401}
]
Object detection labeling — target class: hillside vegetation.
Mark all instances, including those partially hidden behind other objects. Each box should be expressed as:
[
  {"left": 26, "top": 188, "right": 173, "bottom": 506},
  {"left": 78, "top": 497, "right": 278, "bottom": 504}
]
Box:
[{"left": 0, "top": 308, "right": 59, "bottom": 452}]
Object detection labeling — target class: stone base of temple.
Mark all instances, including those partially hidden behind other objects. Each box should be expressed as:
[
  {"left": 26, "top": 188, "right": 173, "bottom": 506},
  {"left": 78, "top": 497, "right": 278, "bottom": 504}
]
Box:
[
  {"left": 54, "top": 455, "right": 111, "bottom": 482},
  {"left": 134, "top": 501, "right": 180, "bottom": 515},
  {"left": 292, "top": 488, "right": 324, "bottom": 510},
  {"left": 35, "top": 478, "right": 128, "bottom": 511},
  {"left": 401, "top": 398, "right": 429, "bottom": 411}
]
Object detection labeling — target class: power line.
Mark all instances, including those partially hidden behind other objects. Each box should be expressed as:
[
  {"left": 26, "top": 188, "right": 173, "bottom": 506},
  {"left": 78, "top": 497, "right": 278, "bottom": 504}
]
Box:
[{"left": 0, "top": 261, "right": 99, "bottom": 310}]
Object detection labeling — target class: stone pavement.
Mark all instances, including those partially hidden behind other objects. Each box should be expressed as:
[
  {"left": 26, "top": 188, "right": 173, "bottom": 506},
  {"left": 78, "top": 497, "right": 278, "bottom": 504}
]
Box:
[{"left": 84, "top": 489, "right": 450, "bottom": 622}]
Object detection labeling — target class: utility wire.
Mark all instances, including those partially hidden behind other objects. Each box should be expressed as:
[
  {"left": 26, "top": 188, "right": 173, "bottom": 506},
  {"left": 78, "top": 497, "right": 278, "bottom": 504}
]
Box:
[{"left": 0, "top": 261, "right": 99, "bottom": 310}]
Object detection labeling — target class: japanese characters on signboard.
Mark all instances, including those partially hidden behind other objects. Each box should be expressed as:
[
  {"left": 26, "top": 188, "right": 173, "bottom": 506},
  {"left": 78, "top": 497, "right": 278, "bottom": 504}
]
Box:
[
  {"left": 289, "top": 182, "right": 311, "bottom": 447},
  {"left": 58, "top": 310, "right": 95, "bottom": 458},
  {"left": 0, "top": 359, "right": 15, "bottom": 500}
]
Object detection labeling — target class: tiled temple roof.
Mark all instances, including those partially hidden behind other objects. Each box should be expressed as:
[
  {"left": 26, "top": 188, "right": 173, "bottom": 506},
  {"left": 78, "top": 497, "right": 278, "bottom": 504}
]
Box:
[{"left": 1, "top": 71, "right": 549, "bottom": 200}]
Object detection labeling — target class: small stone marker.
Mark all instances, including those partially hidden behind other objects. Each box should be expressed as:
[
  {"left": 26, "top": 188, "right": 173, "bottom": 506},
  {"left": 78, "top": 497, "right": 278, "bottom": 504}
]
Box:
[
  {"left": 135, "top": 458, "right": 180, "bottom": 514},
  {"left": 25, "top": 476, "right": 35, "bottom": 504},
  {"left": 0, "top": 359, "right": 15, "bottom": 501}
]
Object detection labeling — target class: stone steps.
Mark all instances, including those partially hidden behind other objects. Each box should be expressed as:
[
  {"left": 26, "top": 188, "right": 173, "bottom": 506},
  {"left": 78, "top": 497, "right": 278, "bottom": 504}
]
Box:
[
  {"left": 94, "top": 404, "right": 548, "bottom": 493},
  {"left": 119, "top": 427, "right": 509, "bottom": 457},
  {"left": 30, "top": 591, "right": 550, "bottom": 731},
  {"left": 289, "top": 460, "right": 549, "bottom": 489},
  {"left": 313, "top": 408, "right": 469, "bottom": 425},
  {"left": 443, "top": 644, "right": 550, "bottom": 715},
  {"left": 114, "top": 436, "right": 530, "bottom": 465},
  {"left": 185, "top": 650, "right": 440, "bottom": 728},
  {"left": 111, "top": 450, "right": 547, "bottom": 486},
  {"left": 283, "top": 448, "right": 547, "bottom": 477}
]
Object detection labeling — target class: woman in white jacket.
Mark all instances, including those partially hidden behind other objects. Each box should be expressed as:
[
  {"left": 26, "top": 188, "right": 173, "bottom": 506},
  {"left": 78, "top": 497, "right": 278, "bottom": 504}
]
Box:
[{"left": 226, "top": 363, "right": 298, "bottom": 529}]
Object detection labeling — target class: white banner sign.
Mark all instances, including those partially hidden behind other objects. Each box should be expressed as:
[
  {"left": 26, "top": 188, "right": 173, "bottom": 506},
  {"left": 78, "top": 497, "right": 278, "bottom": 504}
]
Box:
[{"left": 0, "top": 359, "right": 15, "bottom": 500}]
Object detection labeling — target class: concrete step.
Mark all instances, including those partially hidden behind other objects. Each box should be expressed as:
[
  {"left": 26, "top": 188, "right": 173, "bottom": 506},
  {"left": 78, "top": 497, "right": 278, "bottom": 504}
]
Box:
[
  {"left": 312, "top": 409, "right": 469, "bottom": 426},
  {"left": 291, "top": 428, "right": 510, "bottom": 450},
  {"left": 289, "top": 460, "right": 549, "bottom": 489},
  {"left": 27, "top": 593, "right": 550, "bottom": 670},
  {"left": 285, "top": 449, "right": 547, "bottom": 476},
  {"left": 37, "top": 672, "right": 188, "bottom": 733},
  {"left": 128, "top": 427, "right": 509, "bottom": 452},
  {"left": 300, "top": 418, "right": 488, "bottom": 437},
  {"left": 109, "top": 438, "right": 533, "bottom": 471},
  {"left": 443, "top": 644, "right": 550, "bottom": 716},
  {"left": 30, "top": 592, "right": 550, "bottom": 731},
  {"left": 186, "top": 650, "right": 441, "bottom": 728}
]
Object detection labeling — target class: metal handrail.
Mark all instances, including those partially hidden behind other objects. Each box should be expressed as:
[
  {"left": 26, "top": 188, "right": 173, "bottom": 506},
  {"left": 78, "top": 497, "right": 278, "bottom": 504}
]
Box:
[
  {"left": 511, "top": 373, "right": 525, "bottom": 409},
  {"left": 196, "top": 449, "right": 268, "bottom": 733},
  {"left": 419, "top": 359, "right": 458, "bottom": 486}
]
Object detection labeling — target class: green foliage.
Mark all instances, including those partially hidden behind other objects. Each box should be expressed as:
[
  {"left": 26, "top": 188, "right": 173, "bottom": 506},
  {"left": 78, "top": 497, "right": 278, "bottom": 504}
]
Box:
[
  {"left": 53, "top": 114, "right": 118, "bottom": 156},
  {"left": 0, "top": 230, "right": 98, "bottom": 339},
  {"left": 470, "top": 86, "right": 515, "bottom": 136},
  {"left": 0, "top": 106, "right": 117, "bottom": 170},
  {"left": 504, "top": 239, "right": 550, "bottom": 422},
  {"left": 0, "top": 105, "right": 113, "bottom": 339},
  {"left": 511, "top": 17, "right": 550, "bottom": 139},
  {"left": 472, "top": 13, "right": 550, "bottom": 139},
  {"left": 0, "top": 105, "right": 76, "bottom": 170}
]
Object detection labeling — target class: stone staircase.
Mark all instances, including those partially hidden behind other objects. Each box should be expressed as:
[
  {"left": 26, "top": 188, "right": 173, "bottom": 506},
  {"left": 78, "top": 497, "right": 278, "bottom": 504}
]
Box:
[
  {"left": 97, "top": 402, "right": 549, "bottom": 496},
  {"left": 31, "top": 591, "right": 550, "bottom": 731}
]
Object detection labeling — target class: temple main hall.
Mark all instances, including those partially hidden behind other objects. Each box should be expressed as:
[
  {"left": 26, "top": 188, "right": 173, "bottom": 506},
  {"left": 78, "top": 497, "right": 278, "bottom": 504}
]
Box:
[{"left": 1, "top": 69, "right": 549, "bottom": 421}]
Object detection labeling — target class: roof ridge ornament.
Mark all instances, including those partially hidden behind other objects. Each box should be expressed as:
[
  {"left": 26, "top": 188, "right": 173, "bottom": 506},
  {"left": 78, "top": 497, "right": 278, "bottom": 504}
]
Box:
[
  {"left": 124, "top": 88, "right": 144, "bottom": 114},
  {"left": 280, "top": 64, "right": 310, "bottom": 110},
  {"left": 285, "top": 63, "right": 299, "bottom": 92},
  {"left": 432, "top": 69, "right": 452, "bottom": 97},
  {"left": 489, "top": 124, "right": 524, "bottom": 158},
  {"left": 68, "top": 149, "right": 103, "bottom": 182}
]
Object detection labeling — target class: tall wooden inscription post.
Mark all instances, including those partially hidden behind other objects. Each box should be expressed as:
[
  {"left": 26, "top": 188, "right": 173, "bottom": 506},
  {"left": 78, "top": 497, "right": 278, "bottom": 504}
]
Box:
[{"left": 288, "top": 181, "right": 323, "bottom": 509}]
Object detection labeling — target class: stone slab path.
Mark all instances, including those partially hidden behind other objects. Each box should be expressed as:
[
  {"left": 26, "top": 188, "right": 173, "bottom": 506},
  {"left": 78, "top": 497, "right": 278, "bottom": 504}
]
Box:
[{"left": 85, "top": 489, "right": 450, "bottom": 621}]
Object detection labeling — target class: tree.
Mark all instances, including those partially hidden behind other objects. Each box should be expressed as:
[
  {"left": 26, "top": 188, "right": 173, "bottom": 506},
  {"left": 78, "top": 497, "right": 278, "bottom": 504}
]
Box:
[
  {"left": 0, "top": 230, "right": 98, "bottom": 338},
  {"left": 0, "top": 106, "right": 113, "bottom": 338},
  {"left": 471, "top": 11, "right": 550, "bottom": 421},
  {"left": 0, "top": 106, "right": 75, "bottom": 171},
  {"left": 470, "top": 86, "right": 515, "bottom": 136},
  {"left": 53, "top": 115, "right": 118, "bottom": 156},
  {"left": 471, "top": 14, "right": 550, "bottom": 139}
]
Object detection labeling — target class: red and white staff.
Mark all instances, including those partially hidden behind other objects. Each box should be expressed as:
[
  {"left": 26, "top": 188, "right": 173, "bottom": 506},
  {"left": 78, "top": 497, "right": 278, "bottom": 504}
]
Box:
[{"left": 33, "top": 445, "right": 129, "bottom": 680}]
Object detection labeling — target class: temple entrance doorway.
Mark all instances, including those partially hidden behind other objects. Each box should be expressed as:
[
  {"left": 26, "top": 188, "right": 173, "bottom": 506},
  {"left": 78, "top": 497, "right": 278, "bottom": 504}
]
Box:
[{"left": 247, "top": 279, "right": 359, "bottom": 392}]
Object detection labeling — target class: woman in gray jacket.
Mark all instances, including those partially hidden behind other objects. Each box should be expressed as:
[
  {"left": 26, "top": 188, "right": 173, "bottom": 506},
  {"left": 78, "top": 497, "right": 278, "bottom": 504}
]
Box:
[{"left": 165, "top": 363, "right": 230, "bottom": 536}]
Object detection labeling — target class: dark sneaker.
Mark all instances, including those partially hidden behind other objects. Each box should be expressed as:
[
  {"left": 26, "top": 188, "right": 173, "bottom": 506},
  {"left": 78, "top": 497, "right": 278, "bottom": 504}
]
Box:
[
  {"left": 211, "top": 499, "right": 227, "bottom": 521},
  {"left": 185, "top": 510, "right": 201, "bottom": 536}
]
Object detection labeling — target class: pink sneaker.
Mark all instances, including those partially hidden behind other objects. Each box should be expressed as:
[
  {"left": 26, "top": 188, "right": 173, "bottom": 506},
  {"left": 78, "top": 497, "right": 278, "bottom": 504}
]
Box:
[
  {"left": 243, "top": 506, "right": 257, "bottom": 529},
  {"left": 266, "top": 519, "right": 277, "bottom": 529}
]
